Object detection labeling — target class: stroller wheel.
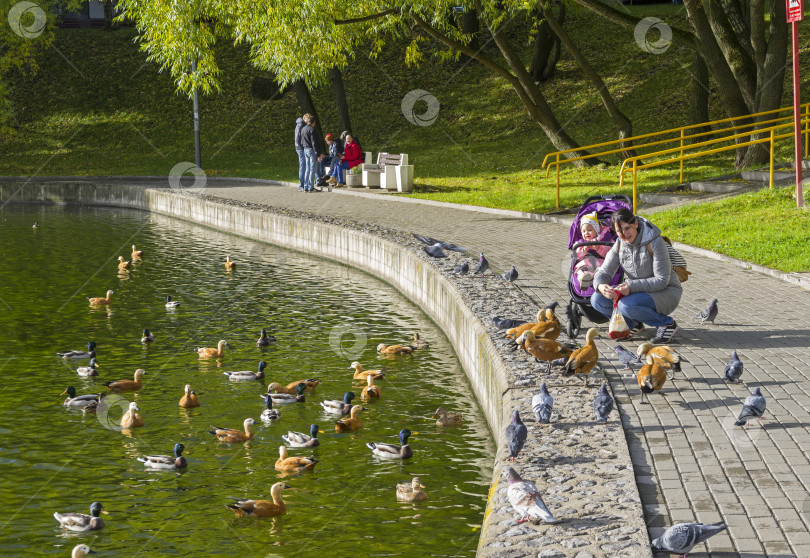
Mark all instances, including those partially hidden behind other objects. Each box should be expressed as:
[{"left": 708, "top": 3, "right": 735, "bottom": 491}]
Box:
[{"left": 566, "top": 302, "right": 581, "bottom": 340}]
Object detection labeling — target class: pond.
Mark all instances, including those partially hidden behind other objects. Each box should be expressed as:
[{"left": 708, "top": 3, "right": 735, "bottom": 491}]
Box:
[{"left": 0, "top": 204, "right": 494, "bottom": 557}]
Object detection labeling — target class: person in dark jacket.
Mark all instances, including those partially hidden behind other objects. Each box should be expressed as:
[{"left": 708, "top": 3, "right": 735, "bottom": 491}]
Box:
[
  {"left": 294, "top": 114, "right": 309, "bottom": 191},
  {"left": 318, "top": 133, "right": 343, "bottom": 184},
  {"left": 299, "top": 115, "right": 322, "bottom": 192},
  {"left": 591, "top": 208, "right": 682, "bottom": 344}
]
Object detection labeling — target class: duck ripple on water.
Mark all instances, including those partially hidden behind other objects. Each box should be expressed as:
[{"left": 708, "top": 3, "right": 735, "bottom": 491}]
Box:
[
  {"left": 76, "top": 358, "right": 99, "bottom": 377},
  {"left": 396, "top": 477, "right": 427, "bottom": 501},
  {"left": 61, "top": 386, "right": 99, "bottom": 407},
  {"left": 256, "top": 328, "right": 277, "bottom": 347},
  {"left": 264, "top": 383, "right": 306, "bottom": 404},
  {"left": 320, "top": 392, "right": 356, "bottom": 415},
  {"left": 226, "top": 482, "right": 288, "bottom": 517},
  {"left": 57, "top": 341, "right": 96, "bottom": 360},
  {"left": 53, "top": 501, "right": 107, "bottom": 531},
  {"left": 281, "top": 424, "right": 320, "bottom": 447},
  {"left": 223, "top": 361, "right": 267, "bottom": 381},
  {"left": 367, "top": 429, "right": 413, "bottom": 460},
  {"left": 260, "top": 394, "right": 281, "bottom": 421},
  {"left": 137, "top": 443, "right": 187, "bottom": 470},
  {"left": 71, "top": 544, "right": 95, "bottom": 558}
]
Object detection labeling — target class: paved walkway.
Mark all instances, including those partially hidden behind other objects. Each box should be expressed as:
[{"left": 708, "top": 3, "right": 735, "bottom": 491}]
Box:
[{"left": 18, "top": 177, "right": 810, "bottom": 556}]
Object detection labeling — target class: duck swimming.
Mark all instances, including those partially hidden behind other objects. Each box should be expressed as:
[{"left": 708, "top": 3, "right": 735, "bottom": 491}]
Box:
[
  {"left": 256, "top": 328, "right": 277, "bottom": 346},
  {"left": 57, "top": 341, "right": 96, "bottom": 360},
  {"left": 165, "top": 295, "right": 180, "bottom": 308},
  {"left": 179, "top": 384, "right": 200, "bottom": 408},
  {"left": 117, "top": 256, "right": 131, "bottom": 270},
  {"left": 62, "top": 386, "right": 99, "bottom": 407},
  {"left": 320, "top": 392, "right": 356, "bottom": 415},
  {"left": 361, "top": 375, "right": 381, "bottom": 401},
  {"left": 260, "top": 395, "right": 281, "bottom": 421},
  {"left": 105, "top": 369, "right": 145, "bottom": 392},
  {"left": 53, "top": 501, "right": 107, "bottom": 531},
  {"left": 367, "top": 429, "right": 413, "bottom": 460},
  {"left": 349, "top": 361, "right": 385, "bottom": 381},
  {"left": 76, "top": 358, "right": 99, "bottom": 377},
  {"left": 409, "top": 333, "right": 430, "bottom": 350},
  {"left": 208, "top": 418, "right": 255, "bottom": 443},
  {"left": 120, "top": 402, "right": 144, "bottom": 428},
  {"left": 396, "top": 477, "right": 427, "bottom": 501},
  {"left": 71, "top": 544, "right": 95, "bottom": 558},
  {"left": 335, "top": 405, "right": 363, "bottom": 432},
  {"left": 264, "top": 382, "right": 306, "bottom": 404},
  {"left": 282, "top": 424, "right": 320, "bottom": 448},
  {"left": 141, "top": 329, "right": 156, "bottom": 343},
  {"left": 227, "top": 482, "right": 288, "bottom": 517},
  {"left": 197, "top": 340, "right": 227, "bottom": 358},
  {"left": 225, "top": 255, "right": 236, "bottom": 271},
  {"left": 137, "top": 443, "right": 187, "bottom": 469},
  {"left": 377, "top": 343, "right": 413, "bottom": 355},
  {"left": 87, "top": 290, "right": 114, "bottom": 306},
  {"left": 275, "top": 445, "right": 318, "bottom": 472},
  {"left": 433, "top": 406, "right": 463, "bottom": 426},
  {"left": 131, "top": 244, "right": 144, "bottom": 259},
  {"left": 224, "top": 361, "right": 267, "bottom": 381}
]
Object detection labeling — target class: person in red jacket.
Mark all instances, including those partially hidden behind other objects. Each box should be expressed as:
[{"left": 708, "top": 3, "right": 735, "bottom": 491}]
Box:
[{"left": 328, "top": 133, "right": 363, "bottom": 186}]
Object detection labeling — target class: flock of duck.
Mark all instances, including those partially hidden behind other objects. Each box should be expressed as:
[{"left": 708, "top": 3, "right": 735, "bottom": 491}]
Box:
[{"left": 52, "top": 247, "right": 463, "bottom": 557}]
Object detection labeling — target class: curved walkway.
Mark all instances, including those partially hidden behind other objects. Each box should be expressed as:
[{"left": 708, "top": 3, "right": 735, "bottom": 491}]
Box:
[{"left": 5, "top": 176, "right": 810, "bottom": 557}]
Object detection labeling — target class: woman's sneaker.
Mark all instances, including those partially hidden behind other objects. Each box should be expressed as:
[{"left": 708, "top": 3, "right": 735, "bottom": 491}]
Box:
[
  {"left": 626, "top": 323, "right": 645, "bottom": 340},
  {"left": 652, "top": 321, "right": 678, "bottom": 344}
]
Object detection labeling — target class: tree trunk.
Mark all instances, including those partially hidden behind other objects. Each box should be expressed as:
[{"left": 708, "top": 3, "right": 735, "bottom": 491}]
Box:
[
  {"left": 689, "top": 52, "right": 712, "bottom": 144},
  {"left": 541, "top": 3, "right": 635, "bottom": 160},
  {"left": 329, "top": 67, "right": 352, "bottom": 135},
  {"left": 528, "top": 5, "right": 565, "bottom": 83},
  {"left": 460, "top": 9, "right": 480, "bottom": 56},
  {"left": 103, "top": 1, "right": 115, "bottom": 30},
  {"left": 292, "top": 80, "right": 325, "bottom": 151}
]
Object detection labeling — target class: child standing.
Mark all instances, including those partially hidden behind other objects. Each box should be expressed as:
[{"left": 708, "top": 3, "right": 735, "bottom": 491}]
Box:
[{"left": 574, "top": 212, "right": 612, "bottom": 289}]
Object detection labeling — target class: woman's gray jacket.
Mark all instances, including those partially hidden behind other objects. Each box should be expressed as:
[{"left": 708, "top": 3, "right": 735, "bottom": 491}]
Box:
[{"left": 593, "top": 217, "right": 682, "bottom": 315}]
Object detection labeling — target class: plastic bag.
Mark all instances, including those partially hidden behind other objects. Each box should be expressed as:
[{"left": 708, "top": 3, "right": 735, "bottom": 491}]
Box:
[{"left": 608, "top": 294, "right": 630, "bottom": 340}]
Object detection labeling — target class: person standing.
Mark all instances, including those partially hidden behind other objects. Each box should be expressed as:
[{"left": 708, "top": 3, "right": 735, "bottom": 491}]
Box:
[
  {"left": 299, "top": 115, "right": 322, "bottom": 192},
  {"left": 294, "top": 114, "right": 309, "bottom": 191}
]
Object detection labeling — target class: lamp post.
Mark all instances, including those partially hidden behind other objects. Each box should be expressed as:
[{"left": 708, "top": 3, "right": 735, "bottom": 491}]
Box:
[{"left": 788, "top": 0, "right": 804, "bottom": 207}]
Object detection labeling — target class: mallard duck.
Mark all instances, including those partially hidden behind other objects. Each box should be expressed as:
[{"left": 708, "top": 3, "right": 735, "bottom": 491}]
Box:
[
  {"left": 225, "top": 255, "right": 236, "bottom": 271},
  {"left": 367, "top": 428, "right": 413, "bottom": 459},
  {"left": 275, "top": 445, "right": 318, "bottom": 472},
  {"left": 349, "top": 361, "right": 385, "bottom": 381},
  {"left": 137, "top": 443, "right": 187, "bottom": 469},
  {"left": 409, "top": 333, "right": 429, "bottom": 350},
  {"left": 377, "top": 343, "right": 413, "bottom": 355},
  {"left": 105, "top": 369, "right": 145, "bottom": 392},
  {"left": 76, "top": 358, "right": 99, "bottom": 377},
  {"left": 87, "top": 290, "right": 114, "bottom": 306},
  {"left": 224, "top": 361, "right": 267, "bottom": 381},
  {"left": 62, "top": 386, "right": 99, "bottom": 407},
  {"left": 82, "top": 393, "right": 107, "bottom": 414},
  {"left": 361, "top": 375, "right": 381, "bottom": 401},
  {"left": 265, "top": 382, "right": 306, "bottom": 404},
  {"left": 120, "top": 401, "right": 144, "bottom": 428},
  {"left": 131, "top": 244, "right": 144, "bottom": 259},
  {"left": 117, "top": 256, "right": 131, "bottom": 270},
  {"left": 57, "top": 341, "right": 97, "bottom": 360},
  {"left": 53, "top": 502, "right": 107, "bottom": 531},
  {"left": 208, "top": 418, "right": 255, "bottom": 443},
  {"left": 562, "top": 328, "right": 600, "bottom": 386},
  {"left": 282, "top": 424, "right": 320, "bottom": 448},
  {"left": 141, "top": 329, "right": 156, "bottom": 343},
  {"left": 335, "top": 405, "right": 362, "bottom": 432},
  {"left": 226, "top": 482, "right": 289, "bottom": 517},
  {"left": 396, "top": 477, "right": 427, "bottom": 501},
  {"left": 260, "top": 394, "right": 281, "bottom": 421},
  {"left": 179, "top": 384, "right": 200, "bottom": 408},
  {"left": 32, "top": 221, "right": 39, "bottom": 229},
  {"left": 197, "top": 340, "right": 227, "bottom": 358},
  {"left": 320, "top": 392, "right": 356, "bottom": 415},
  {"left": 256, "top": 328, "right": 277, "bottom": 347},
  {"left": 278, "top": 378, "right": 319, "bottom": 393},
  {"left": 165, "top": 295, "right": 180, "bottom": 308},
  {"left": 433, "top": 406, "right": 462, "bottom": 426},
  {"left": 71, "top": 544, "right": 95, "bottom": 558}
]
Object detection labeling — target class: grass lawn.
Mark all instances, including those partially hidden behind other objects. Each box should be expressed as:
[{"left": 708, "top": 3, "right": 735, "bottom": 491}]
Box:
[{"left": 2, "top": 6, "right": 810, "bottom": 271}]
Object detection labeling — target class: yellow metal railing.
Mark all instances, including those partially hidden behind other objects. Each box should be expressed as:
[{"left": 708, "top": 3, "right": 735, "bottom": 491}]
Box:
[{"left": 542, "top": 103, "right": 810, "bottom": 211}]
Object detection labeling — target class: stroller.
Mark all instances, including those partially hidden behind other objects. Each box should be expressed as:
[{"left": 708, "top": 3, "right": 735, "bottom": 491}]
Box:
[{"left": 564, "top": 195, "right": 631, "bottom": 339}]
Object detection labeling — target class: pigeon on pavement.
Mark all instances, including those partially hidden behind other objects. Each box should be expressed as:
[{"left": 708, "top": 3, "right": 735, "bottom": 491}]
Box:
[
  {"left": 493, "top": 316, "right": 528, "bottom": 330},
  {"left": 694, "top": 298, "right": 719, "bottom": 325},
  {"left": 503, "top": 466, "right": 558, "bottom": 524},
  {"left": 593, "top": 383, "right": 614, "bottom": 423},
  {"left": 502, "top": 266, "right": 519, "bottom": 283},
  {"left": 474, "top": 253, "right": 489, "bottom": 276},
  {"left": 411, "top": 233, "right": 467, "bottom": 253},
  {"left": 735, "top": 387, "right": 766, "bottom": 427},
  {"left": 532, "top": 382, "right": 553, "bottom": 424},
  {"left": 651, "top": 522, "right": 727, "bottom": 556},
  {"left": 505, "top": 410, "right": 527, "bottom": 461},
  {"left": 423, "top": 244, "right": 448, "bottom": 258},
  {"left": 723, "top": 350, "right": 744, "bottom": 383},
  {"left": 450, "top": 261, "right": 469, "bottom": 275},
  {"left": 615, "top": 344, "right": 643, "bottom": 372}
]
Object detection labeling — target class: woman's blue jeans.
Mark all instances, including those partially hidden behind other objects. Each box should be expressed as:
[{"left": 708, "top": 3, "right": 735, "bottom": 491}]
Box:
[{"left": 590, "top": 291, "right": 672, "bottom": 328}]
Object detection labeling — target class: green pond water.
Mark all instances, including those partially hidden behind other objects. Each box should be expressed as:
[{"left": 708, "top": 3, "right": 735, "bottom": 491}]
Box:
[{"left": 0, "top": 205, "right": 494, "bottom": 557}]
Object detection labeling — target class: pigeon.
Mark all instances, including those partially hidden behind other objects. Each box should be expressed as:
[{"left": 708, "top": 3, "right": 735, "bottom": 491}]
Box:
[
  {"left": 412, "top": 233, "right": 467, "bottom": 252},
  {"left": 505, "top": 410, "right": 527, "bottom": 461},
  {"left": 531, "top": 382, "right": 553, "bottom": 424},
  {"left": 503, "top": 466, "right": 558, "bottom": 524},
  {"left": 615, "top": 344, "right": 643, "bottom": 372},
  {"left": 451, "top": 261, "right": 469, "bottom": 275},
  {"left": 493, "top": 316, "right": 527, "bottom": 330},
  {"left": 723, "top": 350, "right": 743, "bottom": 383},
  {"left": 423, "top": 244, "right": 448, "bottom": 258},
  {"left": 651, "top": 522, "right": 727, "bottom": 556},
  {"left": 593, "top": 383, "right": 614, "bottom": 423},
  {"left": 694, "top": 298, "right": 718, "bottom": 325},
  {"left": 474, "top": 252, "right": 489, "bottom": 275},
  {"left": 734, "top": 387, "right": 766, "bottom": 427},
  {"left": 502, "top": 266, "right": 518, "bottom": 283}
]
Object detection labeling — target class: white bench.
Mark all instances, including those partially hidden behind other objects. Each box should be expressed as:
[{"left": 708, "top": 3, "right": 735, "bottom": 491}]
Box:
[{"left": 361, "top": 152, "right": 414, "bottom": 192}]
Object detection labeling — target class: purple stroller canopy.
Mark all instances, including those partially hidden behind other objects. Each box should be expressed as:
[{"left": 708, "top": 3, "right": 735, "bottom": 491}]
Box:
[{"left": 568, "top": 198, "right": 632, "bottom": 250}]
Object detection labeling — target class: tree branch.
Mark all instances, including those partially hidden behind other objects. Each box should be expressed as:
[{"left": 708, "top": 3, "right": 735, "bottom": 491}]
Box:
[{"left": 334, "top": 8, "right": 398, "bottom": 25}]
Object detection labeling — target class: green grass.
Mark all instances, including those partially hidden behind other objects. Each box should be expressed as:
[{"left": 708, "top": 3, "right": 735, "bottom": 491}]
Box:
[{"left": 2, "top": 6, "right": 810, "bottom": 270}]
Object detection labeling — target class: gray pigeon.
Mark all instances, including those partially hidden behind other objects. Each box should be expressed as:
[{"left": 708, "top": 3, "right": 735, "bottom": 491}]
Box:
[
  {"left": 615, "top": 344, "right": 643, "bottom": 372},
  {"left": 723, "top": 350, "right": 743, "bottom": 383},
  {"left": 531, "top": 382, "right": 553, "bottom": 424},
  {"left": 735, "top": 387, "right": 766, "bottom": 426},
  {"left": 451, "top": 261, "right": 469, "bottom": 275},
  {"left": 474, "top": 252, "right": 489, "bottom": 275},
  {"left": 694, "top": 298, "right": 719, "bottom": 325},
  {"left": 651, "top": 522, "right": 727, "bottom": 555},
  {"left": 493, "top": 316, "right": 527, "bottom": 330},
  {"left": 502, "top": 266, "right": 518, "bottom": 283},
  {"left": 503, "top": 466, "right": 558, "bottom": 524},
  {"left": 505, "top": 410, "right": 527, "bottom": 461},
  {"left": 412, "top": 233, "right": 467, "bottom": 252},
  {"left": 423, "top": 244, "right": 448, "bottom": 258},
  {"left": 593, "top": 383, "right": 614, "bottom": 423}
]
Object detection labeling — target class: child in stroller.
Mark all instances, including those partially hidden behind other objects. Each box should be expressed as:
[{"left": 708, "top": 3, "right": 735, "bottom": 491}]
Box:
[{"left": 574, "top": 212, "right": 612, "bottom": 290}]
